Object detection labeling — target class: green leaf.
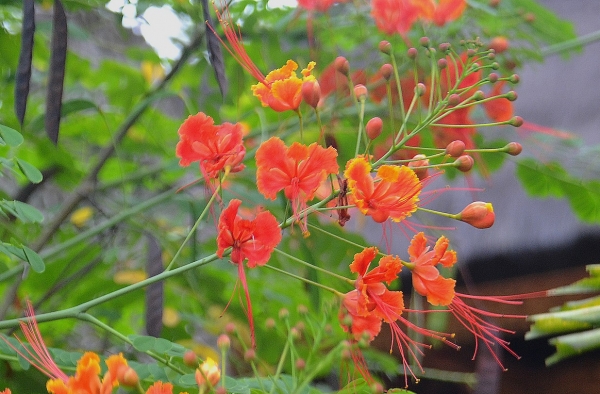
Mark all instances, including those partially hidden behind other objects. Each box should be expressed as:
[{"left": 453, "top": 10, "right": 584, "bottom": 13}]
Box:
[
  {"left": 0, "top": 124, "right": 24, "bottom": 147},
  {"left": 129, "top": 334, "right": 186, "bottom": 356},
  {"left": 27, "top": 98, "right": 99, "bottom": 133},
  {"left": 13, "top": 201, "right": 44, "bottom": 223},
  {"left": 23, "top": 246, "right": 45, "bottom": 273},
  {"left": 546, "top": 328, "right": 600, "bottom": 366},
  {"left": 15, "top": 158, "right": 43, "bottom": 183}
]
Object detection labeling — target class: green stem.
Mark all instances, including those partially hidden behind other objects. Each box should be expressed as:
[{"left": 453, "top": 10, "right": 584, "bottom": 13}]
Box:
[
  {"left": 273, "top": 248, "right": 351, "bottom": 284},
  {"left": 541, "top": 29, "right": 600, "bottom": 57},
  {"left": 417, "top": 206, "right": 458, "bottom": 220},
  {"left": 263, "top": 264, "right": 344, "bottom": 296},
  {"left": 354, "top": 97, "right": 366, "bottom": 157},
  {"left": 165, "top": 170, "right": 228, "bottom": 271}
]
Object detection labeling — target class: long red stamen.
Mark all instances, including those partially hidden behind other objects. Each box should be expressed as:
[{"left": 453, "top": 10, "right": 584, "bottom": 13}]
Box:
[
  {"left": 237, "top": 262, "right": 256, "bottom": 349},
  {"left": 1, "top": 301, "right": 68, "bottom": 382},
  {"left": 210, "top": 2, "right": 268, "bottom": 85}
]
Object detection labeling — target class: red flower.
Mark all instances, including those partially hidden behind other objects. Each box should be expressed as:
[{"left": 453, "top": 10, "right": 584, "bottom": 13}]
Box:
[
  {"left": 483, "top": 81, "right": 514, "bottom": 122},
  {"left": 297, "top": 0, "right": 348, "bottom": 12},
  {"left": 371, "top": 0, "right": 434, "bottom": 35},
  {"left": 431, "top": 106, "right": 477, "bottom": 149},
  {"left": 344, "top": 157, "right": 422, "bottom": 223},
  {"left": 216, "top": 199, "right": 282, "bottom": 347},
  {"left": 439, "top": 52, "right": 482, "bottom": 98},
  {"left": 176, "top": 113, "right": 246, "bottom": 178},
  {"left": 256, "top": 137, "right": 339, "bottom": 233},
  {"left": 431, "top": 0, "right": 467, "bottom": 26},
  {"left": 407, "top": 232, "right": 457, "bottom": 306}
]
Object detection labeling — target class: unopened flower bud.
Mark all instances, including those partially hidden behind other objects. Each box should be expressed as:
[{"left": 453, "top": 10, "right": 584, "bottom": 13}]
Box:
[
  {"left": 448, "top": 93, "right": 461, "bottom": 107},
  {"left": 195, "top": 358, "right": 221, "bottom": 388},
  {"left": 439, "top": 42, "right": 451, "bottom": 52},
  {"left": 244, "top": 349, "right": 256, "bottom": 361},
  {"left": 488, "top": 73, "right": 499, "bottom": 83},
  {"left": 183, "top": 350, "right": 198, "bottom": 367},
  {"left": 370, "top": 382, "right": 384, "bottom": 394},
  {"left": 457, "top": 201, "right": 495, "bottom": 229},
  {"left": 378, "top": 40, "right": 392, "bottom": 55},
  {"left": 334, "top": 56, "right": 350, "bottom": 76},
  {"left": 489, "top": 0, "right": 500, "bottom": 7},
  {"left": 295, "top": 358, "right": 306, "bottom": 370},
  {"left": 279, "top": 308, "right": 289, "bottom": 319},
  {"left": 301, "top": 79, "right": 321, "bottom": 108},
  {"left": 354, "top": 84, "right": 368, "bottom": 101},
  {"left": 489, "top": 36, "right": 509, "bottom": 54},
  {"left": 295, "top": 321, "right": 305, "bottom": 333},
  {"left": 408, "top": 155, "right": 429, "bottom": 180},
  {"left": 407, "top": 47, "right": 418, "bottom": 59},
  {"left": 216, "top": 387, "right": 227, "bottom": 394},
  {"left": 454, "top": 155, "right": 474, "bottom": 172},
  {"left": 290, "top": 327, "right": 301, "bottom": 340},
  {"left": 419, "top": 37, "right": 430, "bottom": 48},
  {"left": 445, "top": 140, "right": 466, "bottom": 157},
  {"left": 509, "top": 74, "right": 520, "bottom": 84},
  {"left": 505, "top": 142, "right": 523, "bottom": 156},
  {"left": 120, "top": 368, "right": 139, "bottom": 387},
  {"left": 415, "top": 83, "right": 426, "bottom": 97},
  {"left": 472, "top": 90, "right": 485, "bottom": 101},
  {"left": 506, "top": 91, "right": 518, "bottom": 101},
  {"left": 491, "top": 61, "right": 500, "bottom": 70},
  {"left": 487, "top": 52, "right": 496, "bottom": 60},
  {"left": 265, "top": 317, "right": 276, "bottom": 329},
  {"left": 467, "top": 48, "right": 477, "bottom": 58},
  {"left": 225, "top": 322, "right": 236, "bottom": 334},
  {"left": 437, "top": 58, "right": 448, "bottom": 69},
  {"left": 510, "top": 116, "right": 524, "bottom": 127},
  {"left": 297, "top": 304, "right": 308, "bottom": 315},
  {"left": 524, "top": 12, "right": 535, "bottom": 23},
  {"left": 366, "top": 117, "right": 383, "bottom": 140},
  {"left": 380, "top": 63, "right": 393, "bottom": 81},
  {"left": 217, "top": 334, "right": 231, "bottom": 350}
]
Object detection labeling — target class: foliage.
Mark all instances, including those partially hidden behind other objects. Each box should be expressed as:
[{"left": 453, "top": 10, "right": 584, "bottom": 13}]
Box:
[{"left": 0, "top": 0, "right": 598, "bottom": 393}]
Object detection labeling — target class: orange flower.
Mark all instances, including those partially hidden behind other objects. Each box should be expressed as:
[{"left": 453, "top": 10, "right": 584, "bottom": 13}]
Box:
[
  {"left": 344, "top": 157, "right": 422, "bottom": 223},
  {"left": 431, "top": 0, "right": 467, "bottom": 26},
  {"left": 0, "top": 389, "right": 11, "bottom": 394},
  {"left": 339, "top": 248, "right": 404, "bottom": 342},
  {"left": 146, "top": 382, "right": 173, "bottom": 394},
  {"left": 406, "top": 232, "right": 457, "bottom": 306},
  {"left": 195, "top": 358, "right": 221, "bottom": 389},
  {"left": 214, "top": 4, "right": 315, "bottom": 112},
  {"left": 251, "top": 60, "right": 316, "bottom": 112},
  {"left": 483, "top": 81, "right": 514, "bottom": 122},
  {"left": 256, "top": 137, "right": 339, "bottom": 232},
  {"left": 216, "top": 199, "right": 282, "bottom": 347},
  {"left": 1, "top": 302, "right": 138, "bottom": 394},
  {"left": 339, "top": 247, "right": 457, "bottom": 386},
  {"left": 176, "top": 112, "right": 246, "bottom": 178}
]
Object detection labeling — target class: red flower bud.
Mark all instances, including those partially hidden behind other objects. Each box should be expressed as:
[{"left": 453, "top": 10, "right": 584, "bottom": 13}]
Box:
[
  {"left": 448, "top": 93, "right": 461, "bottom": 107},
  {"left": 505, "top": 142, "right": 522, "bottom": 156},
  {"left": 437, "top": 58, "right": 448, "bottom": 69},
  {"left": 244, "top": 349, "right": 256, "bottom": 361},
  {"left": 489, "top": 36, "right": 509, "bottom": 54},
  {"left": 366, "top": 117, "right": 383, "bottom": 140},
  {"left": 454, "top": 155, "right": 474, "bottom": 172},
  {"left": 509, "top": 74, "right": 520, "bottom": 84},
  {"left": 334, "top": 56, "right": 350, "bottom": 76},
  {"left": 183, "top": 350, "right": 198, "bottom": 367},
  {"left": 457, "top": 202, "right": 495, "bottom": 229},
  {"left": 217, "top": 334, "right": 231, "bottom": 350},
  {"left": 407, "top": 47, "right": 418, "bottom": 59},
  {"left": 120, "top": 368, "right": 139, "bottom": 387},
  {"left": 439, "top": 42, "right": 451, "bottom": 53},
  {"left": 408, "top": 154, "right": 429, "bottom": 180},
  {"left": 419, "top": 37, "right": 430, "bottom": 48},
  {"left": 380, "top": 63, "right": 393, "bottom": 81},
  {"left": 488, "top": 73, "right": 499, "bottom": 83},
  {"left": 354, "top": 84, "right": 368, "bottom": 100},
  {"left": 295, "top": 358, "right": 306, "bottom": 370},
  {"left": 510, "top": 116, "right": 524, "bottom": 127},
  {"left": 446, "top": 140, "right": 466, "bottom": 157},
  {"left": 378, "top": 40, "right": 392, "bottom": 55},
  {"left": 301, "top": 79, "right": 321, "bottom": 108},
  {"left": 415, "top": 83, "right": 426, "bottom": 97}
]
